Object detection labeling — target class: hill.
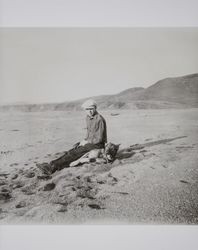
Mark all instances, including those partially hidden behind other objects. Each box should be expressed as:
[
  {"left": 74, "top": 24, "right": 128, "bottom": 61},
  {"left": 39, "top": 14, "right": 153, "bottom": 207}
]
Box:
[
  {"left": 139, "top": 74, "right": 198, "bottom": 105},
  {"left": 0, "top": 73, "right": 198, "bottom": 111}
]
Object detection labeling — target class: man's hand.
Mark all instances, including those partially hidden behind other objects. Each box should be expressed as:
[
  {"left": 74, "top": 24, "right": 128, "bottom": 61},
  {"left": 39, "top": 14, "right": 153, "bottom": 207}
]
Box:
[{"left": 79, "top": 139, "right": 88, "bottom": 146}]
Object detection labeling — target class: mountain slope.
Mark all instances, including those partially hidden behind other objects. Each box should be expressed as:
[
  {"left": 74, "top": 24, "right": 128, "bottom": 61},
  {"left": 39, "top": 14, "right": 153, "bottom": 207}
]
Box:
[
  {"left": 0, "top": 73, "right": 198, "bottom": 111},
  {"left": 139, "top": 74, "right": 198, "bottom": 104}
]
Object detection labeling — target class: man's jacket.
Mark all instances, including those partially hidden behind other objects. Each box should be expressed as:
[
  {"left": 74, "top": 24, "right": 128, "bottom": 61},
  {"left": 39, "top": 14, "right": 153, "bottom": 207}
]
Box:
[{"left": 85, "top": 112, "right": 107, "bottom": 147}]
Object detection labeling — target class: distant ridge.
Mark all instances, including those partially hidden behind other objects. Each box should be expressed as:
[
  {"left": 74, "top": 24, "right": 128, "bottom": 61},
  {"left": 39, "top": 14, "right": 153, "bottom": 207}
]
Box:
[{"left": 0, "top": 73, "right": 198, "bottom": 111}]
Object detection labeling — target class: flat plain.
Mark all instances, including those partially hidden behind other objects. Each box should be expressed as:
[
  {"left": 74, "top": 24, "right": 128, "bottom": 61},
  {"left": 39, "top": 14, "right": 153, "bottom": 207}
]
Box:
[{"left": 0, "top": 108, "right": 198, "bottom": 224}]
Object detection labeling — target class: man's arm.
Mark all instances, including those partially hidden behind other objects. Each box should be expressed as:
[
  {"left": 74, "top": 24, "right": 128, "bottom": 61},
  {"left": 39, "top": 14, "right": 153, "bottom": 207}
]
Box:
[{"left": 79, "top": 117, "right": 89, "bottom": 146}]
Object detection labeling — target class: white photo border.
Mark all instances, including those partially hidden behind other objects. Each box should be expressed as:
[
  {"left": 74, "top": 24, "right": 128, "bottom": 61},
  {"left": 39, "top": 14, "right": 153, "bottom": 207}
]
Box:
[{"left": 0, "top": 1, "right": 198, "bottom": 249}]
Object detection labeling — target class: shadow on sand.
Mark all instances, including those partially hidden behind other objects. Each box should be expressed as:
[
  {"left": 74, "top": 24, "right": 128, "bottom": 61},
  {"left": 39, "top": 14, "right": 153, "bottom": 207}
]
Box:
[{"left": 116, "top": 136, "right": 187, "bottom": 160}]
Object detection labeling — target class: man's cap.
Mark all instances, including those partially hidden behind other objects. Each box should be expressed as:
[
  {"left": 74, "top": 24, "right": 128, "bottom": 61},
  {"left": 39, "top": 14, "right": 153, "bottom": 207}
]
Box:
[{"left": 82, "top": 99, "right": 97, "bottom": 109}]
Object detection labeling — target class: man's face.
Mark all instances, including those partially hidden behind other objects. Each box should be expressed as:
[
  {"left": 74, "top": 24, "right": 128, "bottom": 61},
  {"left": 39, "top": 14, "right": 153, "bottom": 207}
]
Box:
[{"left": 85, "top": 106, "right": 96, "bottom": 117}]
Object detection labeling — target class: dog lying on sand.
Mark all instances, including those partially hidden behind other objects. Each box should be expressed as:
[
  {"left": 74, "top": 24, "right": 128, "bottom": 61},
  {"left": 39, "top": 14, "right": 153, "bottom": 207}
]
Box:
[{"left": 70, "top": 142, "right": 120, "bottom": 167}]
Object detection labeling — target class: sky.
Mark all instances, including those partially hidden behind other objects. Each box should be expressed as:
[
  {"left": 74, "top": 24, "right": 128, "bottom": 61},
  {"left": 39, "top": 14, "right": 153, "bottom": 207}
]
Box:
[
  {"left": 0, "top": 28, "right": 198, "bottom": 104},
  {"left": 1, "top": 0, "right": 198, "bottom": 27}
]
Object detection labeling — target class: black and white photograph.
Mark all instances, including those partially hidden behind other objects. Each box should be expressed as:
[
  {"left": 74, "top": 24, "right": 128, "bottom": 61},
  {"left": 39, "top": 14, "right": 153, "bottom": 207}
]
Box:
[
  {"left": 1, "top": 26, "right": 198, "bottom": 224},
  {"left": 0, "top": 0, "right": 198, "bottom": 249}
]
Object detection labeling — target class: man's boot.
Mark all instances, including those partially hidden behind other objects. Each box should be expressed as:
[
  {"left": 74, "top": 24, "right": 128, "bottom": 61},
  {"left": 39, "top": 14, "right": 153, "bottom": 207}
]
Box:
[{"left": 36, "top": 162, "right": 55, "bottom": 175}]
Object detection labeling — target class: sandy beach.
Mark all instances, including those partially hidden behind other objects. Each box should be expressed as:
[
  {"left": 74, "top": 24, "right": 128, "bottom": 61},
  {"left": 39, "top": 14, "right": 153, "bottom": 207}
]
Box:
[{"left": 0, "top": 108, "right": 198, "bottom": 224}]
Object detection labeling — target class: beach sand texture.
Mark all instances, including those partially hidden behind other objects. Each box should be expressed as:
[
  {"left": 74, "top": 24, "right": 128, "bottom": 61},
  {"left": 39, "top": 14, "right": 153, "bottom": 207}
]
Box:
[{"left": 0, "top": 109, "right": 198, "bottom": 224}]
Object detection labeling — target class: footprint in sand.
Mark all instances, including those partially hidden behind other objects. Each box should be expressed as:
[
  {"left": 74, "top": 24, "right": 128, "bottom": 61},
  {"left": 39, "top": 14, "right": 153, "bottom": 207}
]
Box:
[
  {"left": 76, "top": 187, "right": 97, "bottom": 200},
  {"left": 15, "top": 201, "right": 27, "bottom": 208},
  {"left": 54, "top": 199, "right": 69, "bottom": 212},
  {"left": 0, "top": 189, "right": 12, "bottom": 201},
  {"left": 97, "top": 179, "right": 106, "bottom": 184},
  {"left": 10, "top": 163, "right": 19, "bottom": 167},
  {"left": 88, "top": 204, "right": 105, "bottom": 210},
  {"left": 22, "top": 184, "right": 36, "bottom": 195},
  {"left": 179, "top": 179, "right": 190, "bottom": 184},
  {"left": 112, "top": 191, "right": 129, "bottom": 195},
  {"left": 10, "top": 173, "right": 18, "bottom": 180},
  {"left": 0, "top": 173, "right": 9, "bottom": 178},
  {"left": 17, "top": 168, "right": 25, "bottom": 174},
  {"left": 0, "top": 180, "right": 7, "bottom": 186},
  {"left": 1, "top": 150, "right": 13, "bottom": 155},
  {"left": 12, "top": 181, "right": 25, "bottom": 189},
  {"left": 43, "top": 182, "right": 56, "bottom": 191},
  {"left": 1, "top": 187, "right": 11, "bottom": 193},
  {"left": 107, "top": 173, "right": 118, "bottom": 185},
  {"left": 57, "top": 206, "right": 68, "bottom": 212},
  {"left": 24, "top": 171, "right": 35, "bottom": 178},
  {"left": 37, "top": 175, "right": 52, "bottom": 180}
]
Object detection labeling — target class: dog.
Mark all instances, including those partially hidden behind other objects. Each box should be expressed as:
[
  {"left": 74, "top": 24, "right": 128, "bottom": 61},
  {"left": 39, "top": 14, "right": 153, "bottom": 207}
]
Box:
[{"left": 69, "top": 142, "right": 120, "bottom": 167}]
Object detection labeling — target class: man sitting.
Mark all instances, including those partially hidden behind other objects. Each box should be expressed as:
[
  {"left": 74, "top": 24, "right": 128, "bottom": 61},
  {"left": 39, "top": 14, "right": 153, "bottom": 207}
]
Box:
[{"left": 36, "top": 99, "right": 107, "bottom": 175}]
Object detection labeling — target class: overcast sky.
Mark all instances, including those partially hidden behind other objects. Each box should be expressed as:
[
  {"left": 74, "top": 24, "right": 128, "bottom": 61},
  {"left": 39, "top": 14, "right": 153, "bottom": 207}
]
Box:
[{"left": 0, "top": 28, "right": 198, "bottom": 104}]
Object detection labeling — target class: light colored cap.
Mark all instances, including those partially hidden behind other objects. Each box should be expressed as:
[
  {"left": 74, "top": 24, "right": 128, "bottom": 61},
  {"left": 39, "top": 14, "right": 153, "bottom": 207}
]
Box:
[{"left": 82, "top": 99, "right": 97, "bottom": 109}]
